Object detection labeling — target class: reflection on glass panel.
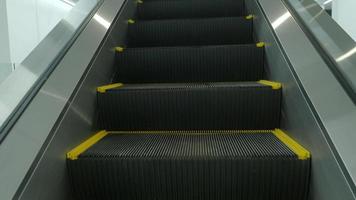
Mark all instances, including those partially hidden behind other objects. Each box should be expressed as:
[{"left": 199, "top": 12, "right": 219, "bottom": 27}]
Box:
[
  {"left": 0, "top": 0, "right": 81, "bottom": 84},
  {"left": 5, "top": 0, "right": 78, "bottom": 68},
  {"left": 314, "top": 0, "right": 356, "bottom": 42},
  {"left": 0, "top": 64, "right": 13, "bottom": 84},
  {"left": 286, "top": 0, "right": 356, "bottom": 101},
  {"left": 0, "top": 0, "right": 100, "bottom": 139},
  {"left": 315, "top": 0, "right": 332, "bottom": 15},
  {"left": 332, "top": 0, "right": 356, "bottom": 42}
]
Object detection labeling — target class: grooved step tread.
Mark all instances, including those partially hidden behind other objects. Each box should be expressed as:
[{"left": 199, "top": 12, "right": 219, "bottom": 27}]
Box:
[
  {"left": 137, "top": 0, "right": 245, "bottom": 20},
  {"left": 128, "top": 17, "right": 253, "bottom": 47},
  {"left": 115, "top": 44, "right": 264, "bottom": 83},
  {"left": 81, "top": 132, "right": 296, "bottom": 158},
  {"left": 68, "top": 131, "right": 310, "bottom": 200},
  {"left": 97, "top": 82, "right": 281, "bottom": 130}
]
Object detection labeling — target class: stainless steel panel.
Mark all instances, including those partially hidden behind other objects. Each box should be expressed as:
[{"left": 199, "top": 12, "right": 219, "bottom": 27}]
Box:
[
  {"left": 246, "top": 0, "right": 356, "bottom": 199},
  {"left": 0, "top": 0, "right": 136, "bottom": 199},
  {"left": 16, "top": 1, "right": 137, "bottom": 199}
]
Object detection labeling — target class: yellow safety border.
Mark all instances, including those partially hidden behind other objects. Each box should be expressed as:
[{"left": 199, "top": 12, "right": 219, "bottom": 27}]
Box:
[
  {"left": 245, "top": 14, "right": 254, "bottom": 20},
  {"left": 258, "top": 80, "right": 282, "bottom": 90},
  {"left": 128, "top": 19, "right": 135, "bottom": 24},
  {"left": 67, "top": 129, "right": 310, "bottom": 160},
  {"left": 110, "top": 129, "right": 273, "bottom": 135},
  {"left": 136, "top": 0, "right": 143, "bottom": 4},
  {"left": 115, "top": 46, "right": 124, "bottom": 52},
  {"left": 272, "top": 129, "right": 311, "bottom": 160},
  {"left": 256, "top": 42, "right": 265, "bottom": 48},
  {"left": 67, "top": 130, "right": 109, "bottom": 160},
  {"left": 97, "top": 83, "right": 123, "bottom": 93}
]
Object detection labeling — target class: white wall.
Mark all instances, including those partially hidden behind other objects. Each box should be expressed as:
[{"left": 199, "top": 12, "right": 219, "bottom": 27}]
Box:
[
  {"left": 0, "top": 0, "right": 12, "bottom": 83},
  {"left": 6, "top": 0, "right": 72, "bottom": 64},
  {"left": 332, "top": 0, "right": 356, "bottom": 41},
  {"left": 0, "top": 0, "right": 10, "bottom": 63}
]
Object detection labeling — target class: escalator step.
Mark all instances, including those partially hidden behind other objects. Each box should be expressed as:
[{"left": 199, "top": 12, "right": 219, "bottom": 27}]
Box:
[
  {"left": 67, "top": 130, "right": 310, "bottom": 200},
  {"left": 97, "top": 81, "right": 281, "bottom": 130},
  {"left": 136, "top": 0, "right": 245, "bottom": 20},
  {"left": 127, "top": 17, "right": 253, "bottom": 47},
  {"left": 114, "top": 44, "right": 264, "bottom": 83}
]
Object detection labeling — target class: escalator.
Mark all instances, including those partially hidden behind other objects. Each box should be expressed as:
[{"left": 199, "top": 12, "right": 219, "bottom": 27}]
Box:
[{"left": 66, "top": 0, "right": 311, "bottom": 199}]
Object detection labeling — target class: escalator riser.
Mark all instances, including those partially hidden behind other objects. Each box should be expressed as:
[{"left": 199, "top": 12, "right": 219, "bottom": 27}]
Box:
[
  {"left": 97, "top": 82, "right": 281, "bottom": 130},
  {"left": 127, "top": 17, "right": 253, "bottom": 47},
  {"left": 115, "top": 45, "right": 264, "bottom": 83},
  {"left": 68, "top": 132, "right": 310, "bottom": 200},
  {"left": 137, "top": 0, "right": 245, "bottom": 20}
]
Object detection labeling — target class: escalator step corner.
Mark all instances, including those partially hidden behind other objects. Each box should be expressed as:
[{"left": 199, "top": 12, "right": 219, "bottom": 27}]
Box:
[
  {"left": 273, "top": 128, "right": 311, "bottom": 160},
  {"left": 66, "top": 130, "right": 109, "bottom": 161},
  {"left": 97, "top": 83, "right": 123, "bottom": 93},
  {"left": 258, "top": 80, "right": 282, "bottom": 90}
]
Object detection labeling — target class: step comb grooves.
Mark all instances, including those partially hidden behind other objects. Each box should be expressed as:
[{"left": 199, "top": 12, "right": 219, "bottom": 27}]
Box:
[{"left": 82, "top": 133, "right": 295, "bottom": 157}]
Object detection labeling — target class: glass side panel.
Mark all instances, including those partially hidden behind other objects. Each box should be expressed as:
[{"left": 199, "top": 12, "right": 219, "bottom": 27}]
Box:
[
  {"left": 0, "top": 0, "right": 101, "bottom": 140},
  {"left": 315, "top": 0, "right": 356, "bottom": 42}
]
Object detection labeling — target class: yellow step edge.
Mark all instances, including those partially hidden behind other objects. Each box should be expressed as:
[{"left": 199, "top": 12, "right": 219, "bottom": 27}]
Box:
[
  {"left": 110, "top": 130, "right": 273, "bottom": 135},
  {"left": 115, "top": 46, "right": 124, "bottom": 52},
  {"left": 97, "top": 83, "right": 123, "bottom": 93},
  {"left": 245, "top": 14, "right": 254, "bottom": 20},
  {"left": 67, "top": 130, "right": 109, "bottom": 160},
  {"left": 128, "top": 19, "right": 135, "bottom": 24},
  {"left": 258, "top": 80, "right": 282, "bottom": 90},
  {"left": 272, "top": 129, "right": 311, "bottom": 160},
  {"left": 136, "top": 0, "right": 143, "bottom": 4},
  {"left": 256, "top": 42, "right": 265, "bottom": 48}
]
